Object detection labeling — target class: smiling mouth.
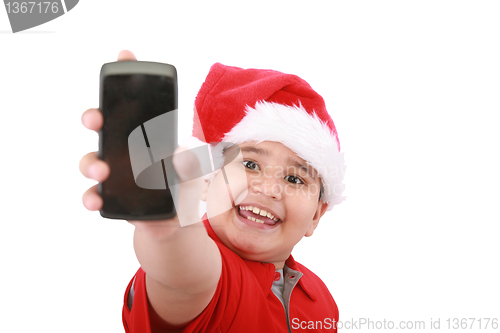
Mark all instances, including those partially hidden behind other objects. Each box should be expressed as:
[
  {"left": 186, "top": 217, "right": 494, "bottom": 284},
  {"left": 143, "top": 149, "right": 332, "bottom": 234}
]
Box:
[{"left": 237, "top": 205, "right": 281, "bottom": 226}]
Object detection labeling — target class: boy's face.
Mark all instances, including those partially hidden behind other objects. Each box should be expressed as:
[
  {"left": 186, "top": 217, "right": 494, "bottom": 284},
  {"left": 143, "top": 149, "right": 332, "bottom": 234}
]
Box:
[{"left": 201, "top": 141, "right": 328, "bottom": 267}]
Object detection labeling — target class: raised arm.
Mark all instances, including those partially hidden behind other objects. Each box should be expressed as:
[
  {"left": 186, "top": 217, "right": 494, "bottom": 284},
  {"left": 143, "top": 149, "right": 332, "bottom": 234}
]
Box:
[
  {"left": 80, "top": 50, "right": 221, "bottom": 329},
  {"left": 129, "top": 147, "right": 221, "bottom": 327}
]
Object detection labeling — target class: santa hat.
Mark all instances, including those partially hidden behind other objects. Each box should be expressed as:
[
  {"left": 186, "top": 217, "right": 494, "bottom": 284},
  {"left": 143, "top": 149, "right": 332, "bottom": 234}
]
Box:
[{"left": 191, "top": 63, "right": 345, "bottom": 209}]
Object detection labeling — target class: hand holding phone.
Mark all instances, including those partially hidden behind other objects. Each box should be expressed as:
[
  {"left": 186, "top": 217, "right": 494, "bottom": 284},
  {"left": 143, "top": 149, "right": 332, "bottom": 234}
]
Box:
[
  {"left": 80, "top": 51, "right": 203, "bottom": 220},
  {"left": 81, "top": 51, "right": 241, "bottom": 225}
]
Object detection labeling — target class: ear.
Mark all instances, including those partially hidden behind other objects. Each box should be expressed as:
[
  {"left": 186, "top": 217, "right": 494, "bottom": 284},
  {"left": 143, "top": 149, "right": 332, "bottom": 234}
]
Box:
[
  {"left": 200, "top": 179, "right": 210, "bottom": 202},
  {"left": 305, "top": 201, "right": 329, "bottom": 237}
]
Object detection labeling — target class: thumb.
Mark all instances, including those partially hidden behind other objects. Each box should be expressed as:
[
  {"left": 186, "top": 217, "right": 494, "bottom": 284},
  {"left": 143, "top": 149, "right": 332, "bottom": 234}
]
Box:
[
  {"left": 171, "top": 147, "right": 206, "bottom": 227},
  {"left": 171, "top": 146, "right": 205, "bottom": 183}
]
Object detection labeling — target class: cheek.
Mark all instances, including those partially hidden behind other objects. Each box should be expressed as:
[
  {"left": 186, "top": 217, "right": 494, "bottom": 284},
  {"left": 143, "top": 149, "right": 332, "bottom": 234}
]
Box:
[
  {"left": 205, "top": 168, "right": 251, "bottom": 219},
  {"left": 221, "top": 165, "right": 250, "bottom": 205},
  {"left": 284, "top": 196, "right": 319, "bottom": 226}
]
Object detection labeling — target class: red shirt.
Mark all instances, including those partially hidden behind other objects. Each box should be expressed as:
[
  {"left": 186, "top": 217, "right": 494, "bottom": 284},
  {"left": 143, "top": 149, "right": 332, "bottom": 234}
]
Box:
[{"left": 123, "top": 216, "right": 339, "bottom": 332}]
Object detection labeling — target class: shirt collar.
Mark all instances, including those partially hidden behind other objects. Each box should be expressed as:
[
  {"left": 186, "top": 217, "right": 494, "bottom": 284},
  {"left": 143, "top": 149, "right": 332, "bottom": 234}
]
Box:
[{"left": 202, "top": 215, "right": 316, "bottom": 301}]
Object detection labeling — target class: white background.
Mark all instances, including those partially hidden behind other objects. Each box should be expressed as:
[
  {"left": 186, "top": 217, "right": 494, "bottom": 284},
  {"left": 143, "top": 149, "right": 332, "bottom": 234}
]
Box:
[{"left": 1, "top": 1, "right": 499, "bottom": 332}]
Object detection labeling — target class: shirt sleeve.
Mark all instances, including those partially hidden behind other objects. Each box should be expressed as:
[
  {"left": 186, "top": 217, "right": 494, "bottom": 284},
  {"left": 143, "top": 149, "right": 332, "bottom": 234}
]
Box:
[{"left": 122, "top": 241, "right": 240, "bottom": 333}]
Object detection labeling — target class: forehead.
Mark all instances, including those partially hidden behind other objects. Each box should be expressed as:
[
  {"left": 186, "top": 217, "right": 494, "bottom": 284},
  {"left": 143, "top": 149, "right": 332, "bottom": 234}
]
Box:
[{"left": 236, "top": 140, "right": 301, "bottom": 158}]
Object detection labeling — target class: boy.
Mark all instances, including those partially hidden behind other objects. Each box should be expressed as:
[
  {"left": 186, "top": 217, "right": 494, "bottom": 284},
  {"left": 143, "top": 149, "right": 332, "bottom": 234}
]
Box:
[{"left": 80, "top": 50, "right": 345, "bottom": 332}]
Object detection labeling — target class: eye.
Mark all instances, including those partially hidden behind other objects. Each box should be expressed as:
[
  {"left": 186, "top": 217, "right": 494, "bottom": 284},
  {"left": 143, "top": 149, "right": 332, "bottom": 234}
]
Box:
[
  {"left": 242, "top": 160, "right": 260, "bottom": 171},
  {"left": 285, "top": 175, "right": 304, "bottom": 184}
]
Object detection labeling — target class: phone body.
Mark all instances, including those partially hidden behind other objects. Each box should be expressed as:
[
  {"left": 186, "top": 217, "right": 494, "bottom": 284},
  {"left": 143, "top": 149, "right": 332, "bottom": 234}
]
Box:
[{"left": 98, "top": 61, "right": 178, "bottom": 220}]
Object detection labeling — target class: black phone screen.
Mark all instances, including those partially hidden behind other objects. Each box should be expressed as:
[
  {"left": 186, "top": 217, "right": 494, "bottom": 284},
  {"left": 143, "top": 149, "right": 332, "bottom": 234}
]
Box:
[{"left": 99, "top": 73, "right": 177, "bottom": 220}]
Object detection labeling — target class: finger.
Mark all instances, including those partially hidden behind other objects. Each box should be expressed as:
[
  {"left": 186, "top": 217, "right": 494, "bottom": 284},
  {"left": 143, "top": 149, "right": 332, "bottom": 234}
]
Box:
[
  {"left": 81, "top": 108, "right": 103, "bottom": 132},
  {"left": 79, "top": 151, "right": 110, "bottom": 182},
  {"left": 82, "top": 184, "right": 103, "bottom": 211},
  {"left": 117, "top": 50, "right": 137, "bottom": 61}
]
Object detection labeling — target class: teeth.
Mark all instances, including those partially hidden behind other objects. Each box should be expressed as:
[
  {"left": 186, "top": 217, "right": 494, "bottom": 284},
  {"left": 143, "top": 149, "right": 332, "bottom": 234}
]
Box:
[
  {"left": 239, "top": 205, "right": 279, "bottom": 222},
  {"left": 247, "top": 216, "right": 264, "bottom": 224}
]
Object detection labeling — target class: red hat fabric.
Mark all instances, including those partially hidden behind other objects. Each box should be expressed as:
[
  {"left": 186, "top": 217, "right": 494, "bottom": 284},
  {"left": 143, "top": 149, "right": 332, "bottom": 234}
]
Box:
[
  {"left": 192, "top": 63, "right": 345, "bottom": 208},
  {"left": 194, "top": 63, "right": 339, "bottom": 147}
]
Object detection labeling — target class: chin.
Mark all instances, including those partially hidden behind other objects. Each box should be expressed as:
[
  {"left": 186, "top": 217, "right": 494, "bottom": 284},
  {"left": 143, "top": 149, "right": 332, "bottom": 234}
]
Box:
[{"left": 232, "top": 233, "right": 267, "bottom": 254}]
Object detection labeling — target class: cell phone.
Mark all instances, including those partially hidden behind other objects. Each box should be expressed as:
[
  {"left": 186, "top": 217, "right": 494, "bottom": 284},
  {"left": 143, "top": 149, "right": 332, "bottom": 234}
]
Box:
[{"left": 98, "top": 61, "right": 178, "bottom": 220}]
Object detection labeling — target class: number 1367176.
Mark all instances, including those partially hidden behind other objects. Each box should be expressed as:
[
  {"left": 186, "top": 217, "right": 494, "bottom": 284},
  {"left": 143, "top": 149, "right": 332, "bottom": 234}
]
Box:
[
  {"left": 446, "top": 318, "right": 498, "bottom": 330},
  {"left": 5, "top": 2, "right": 60, "bottom": 14}
]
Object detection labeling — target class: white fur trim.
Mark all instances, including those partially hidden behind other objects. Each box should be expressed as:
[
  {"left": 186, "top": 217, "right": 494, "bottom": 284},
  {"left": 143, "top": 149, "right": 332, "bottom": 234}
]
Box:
[{"left": 222, "top": 101, "right": 346, "bottom": 209}]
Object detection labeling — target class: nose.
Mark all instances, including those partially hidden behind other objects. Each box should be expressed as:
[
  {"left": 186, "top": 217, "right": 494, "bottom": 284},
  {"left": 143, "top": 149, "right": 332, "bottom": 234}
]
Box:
[{"left": 249, "top": 175, "right": 282, "bottom": 200}]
